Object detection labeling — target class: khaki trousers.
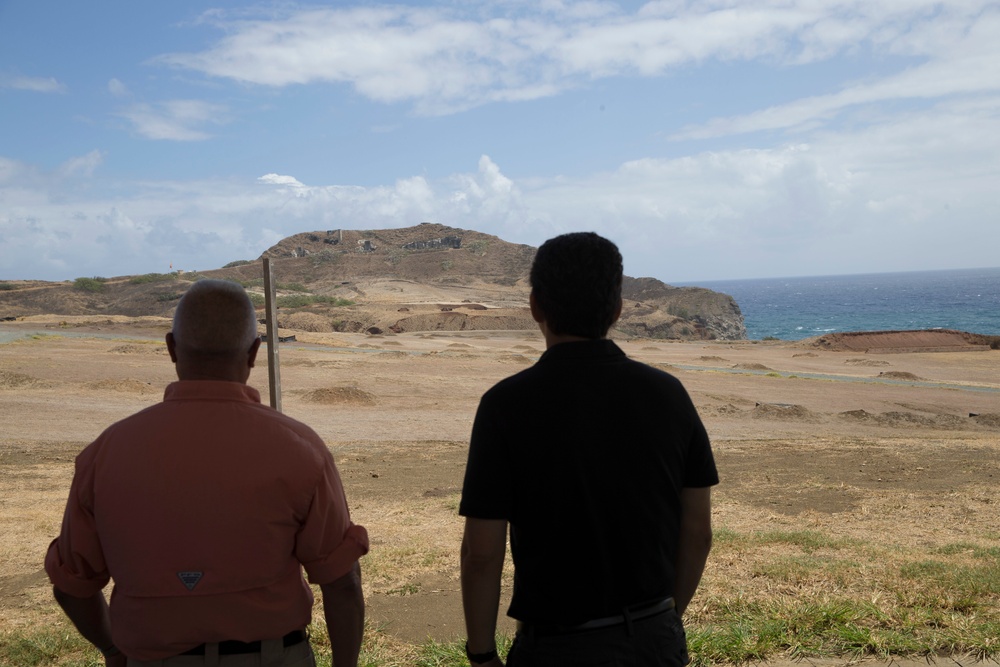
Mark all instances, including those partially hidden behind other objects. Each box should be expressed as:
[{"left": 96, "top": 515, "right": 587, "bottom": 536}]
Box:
[{"left": 126, "top": 638, "right": 315, "bottom": 667}]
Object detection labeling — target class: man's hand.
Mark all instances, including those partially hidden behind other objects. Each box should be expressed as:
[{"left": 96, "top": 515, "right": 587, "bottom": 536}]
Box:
[
  {"left": 104, "top": 651, "right": 127, "bottom": 667},
  {"left": 471, "top": 657, "right": 504, "bottom": 667}
]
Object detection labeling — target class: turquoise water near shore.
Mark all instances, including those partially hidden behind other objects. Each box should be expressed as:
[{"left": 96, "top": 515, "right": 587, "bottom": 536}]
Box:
[{"left": 683, "top": 267, "right": 1000, "bottom": 341}]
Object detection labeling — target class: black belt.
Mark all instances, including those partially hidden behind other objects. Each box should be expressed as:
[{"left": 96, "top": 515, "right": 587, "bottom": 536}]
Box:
[
  {"left": 181, "top": 629, "right": 307, "bottom": 656},
  {"left": 518, "top": 597, "right": 675, "bottom": 638}
]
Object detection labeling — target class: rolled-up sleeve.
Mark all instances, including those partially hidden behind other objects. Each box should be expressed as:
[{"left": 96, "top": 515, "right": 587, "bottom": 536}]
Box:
[
  {"left": 295, "top": 453, "right": 369, "bottom": 585},
  {"left": 45, "top": 450, "right": 110, "bottom": 597}
]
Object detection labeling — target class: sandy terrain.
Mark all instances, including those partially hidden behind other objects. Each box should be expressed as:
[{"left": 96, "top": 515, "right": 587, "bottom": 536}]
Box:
[{"left": 1, "top": 319, "right": 998, "bottom": 652}]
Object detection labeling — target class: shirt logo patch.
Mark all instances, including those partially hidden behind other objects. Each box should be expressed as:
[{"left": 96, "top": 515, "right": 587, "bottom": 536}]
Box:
[{"left": 177, "top": 571, "right": 203, "bottom": 591}]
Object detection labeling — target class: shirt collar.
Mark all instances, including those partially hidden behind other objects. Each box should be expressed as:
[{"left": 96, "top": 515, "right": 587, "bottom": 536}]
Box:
[
  {"left": 537, "top": 338, "right": 626, "bottom": 363},
  {"left": 163, "top": 380, "right": 262, "bottom": 404}
]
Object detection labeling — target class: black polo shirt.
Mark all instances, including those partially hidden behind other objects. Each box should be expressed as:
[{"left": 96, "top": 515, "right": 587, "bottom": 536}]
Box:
[{"left": 460, "top": 338, "right": 718, "bottom": 624}]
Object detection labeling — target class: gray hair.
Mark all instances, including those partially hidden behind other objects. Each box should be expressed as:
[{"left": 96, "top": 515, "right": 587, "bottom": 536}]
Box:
[{"left": 172, "top": 279, "right": 258, "bottom": 355}]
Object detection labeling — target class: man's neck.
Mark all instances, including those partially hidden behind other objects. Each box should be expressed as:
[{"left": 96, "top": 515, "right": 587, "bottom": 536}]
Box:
[
  {"left": 542, "top": 332, "right": 601, "bottom": 349},
  {"left": 174, "top": 360, "right": 249, "bottom": 384}
]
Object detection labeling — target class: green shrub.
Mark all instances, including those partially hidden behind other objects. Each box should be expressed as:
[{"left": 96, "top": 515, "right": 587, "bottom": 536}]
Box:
[
  {"left": 309, "top": 250, "right": 341, "bottom": 267},
  {"left": 223, "top": 259, "right": 253, "bottom": 268},
  {"left": 129, "top": 272, "right": 175, "bottom": 285},
  {"left": 276, "top": 294, "right": 354, "bottom": 308},
  {"left": 73, "top": 277, "right": 106, "bottom": 292},
  {"left": 467, "top": 240, "right": 489, "bottom": 255},
  {"left": 155, "top": 292, "right": 182, "bottom": 302},
  {"left": 667, "top": 305, "right": 691, "bottom": 320},
  {"left": 0, "top": 282, "right": 16, "bottom": 291}
]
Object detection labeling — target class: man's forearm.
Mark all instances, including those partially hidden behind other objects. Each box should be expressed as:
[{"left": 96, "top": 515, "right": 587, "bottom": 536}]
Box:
[
  {"left": 321, "top": 563, "right": 365, "bottom": 667},
  {"left": 673, "top": 533, "right": 712, "bottom": 615},
  {"left": 52, "top": 587, "right": 115, "bottom": 652},
  {"left": 674, "top": 487, "right": 714, "bottom": 616},
  {"left": 460, "top": 518, "right": 507, "bottom": 659},
  {"left": 461, "top": 552, "right": 503, "bottom": 653}
]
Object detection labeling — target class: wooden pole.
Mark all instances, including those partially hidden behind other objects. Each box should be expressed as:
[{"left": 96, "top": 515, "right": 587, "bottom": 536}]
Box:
[{"left": 262, "top": 258, "right": 282, "bottom": 412}]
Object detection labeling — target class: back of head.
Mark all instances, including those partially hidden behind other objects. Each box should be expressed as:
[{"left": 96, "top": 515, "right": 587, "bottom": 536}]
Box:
[
  {"left": 172, "top": 279, "right": 258, "bottom": 358},
  {"left": 530, "top": 232, "right": 623, "bottom": 339}
]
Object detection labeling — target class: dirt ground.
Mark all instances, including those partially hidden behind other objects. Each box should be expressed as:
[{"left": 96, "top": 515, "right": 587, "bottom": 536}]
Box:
[{"left": 1, "top": 320, "right": 998, "bottom": 648}]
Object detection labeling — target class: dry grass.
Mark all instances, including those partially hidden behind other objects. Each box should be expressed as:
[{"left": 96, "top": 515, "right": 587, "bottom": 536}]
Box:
[{"left": 2, "top": 328, "right": 998, "bottom": 665}]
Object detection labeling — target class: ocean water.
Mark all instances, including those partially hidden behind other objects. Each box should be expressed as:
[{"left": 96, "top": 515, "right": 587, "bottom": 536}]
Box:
[{"left": 684, "top": 267, "right": 1000, "bottom": 341}]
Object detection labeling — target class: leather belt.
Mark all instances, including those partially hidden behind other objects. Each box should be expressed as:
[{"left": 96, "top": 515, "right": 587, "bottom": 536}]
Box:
[
  {"left": 518, "top": 596, "right": 675, "bottom": 637},
  {"left": 181, "top": 629, "right": 307, "bottom": 656}
]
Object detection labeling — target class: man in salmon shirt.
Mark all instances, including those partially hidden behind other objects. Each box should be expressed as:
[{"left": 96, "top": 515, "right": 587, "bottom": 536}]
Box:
[{"left": 46, "top": 279, "right": 368, "bottom": 666}]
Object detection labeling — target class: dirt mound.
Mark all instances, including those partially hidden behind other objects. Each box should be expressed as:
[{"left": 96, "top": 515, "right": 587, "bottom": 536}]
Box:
[
  {"left": 733, "top": 362, "right": 773, "bottom": 371},
  {"left": 108, "top": 343, "right": 166, "bottom": 354},
  {"left": 792, "top": 352, "right": 818, "bottom": 358},
  {"left": 752, "top": 403, "right": 820, "bottom": 421},
  {"left": 0, "top": 370, "right": 47, "bottom": 389},
  {"left": 377, "top": 351, "right": 409, "bottom": 359},
  {"left": 302, "top": 386, "right": 377, "bottom": 405},
  {"left": 698, "top": 355, "right": 728, "bottom": 362},
  {"left": 878, "top": 371, "right": 923, "bottom": 381},
  {"left": 845, "top": 358, "right": 890, "bottom": 367},
  {"left": 971, "top": 413, "right": 1000, "bottom": 428},
  {"left": 495, "top": 354, "right": 532, "bottom": 365},
  {"left": 651, "top": 363, "right": 677, "bottom": 372},
  {"left": 807, "top": 329, "right": 994, "bottom": 352},
  {"left": 838, "top": 410, "right": 966, "bottom": 429},
  {"left": 87, "top": 378, "right": 157, "bottom": 394}
]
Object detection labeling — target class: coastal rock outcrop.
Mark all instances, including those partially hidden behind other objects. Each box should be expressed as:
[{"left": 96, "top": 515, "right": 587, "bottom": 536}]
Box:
[{"left": 618, "top": 277, "right": 747, "bottom": 341}]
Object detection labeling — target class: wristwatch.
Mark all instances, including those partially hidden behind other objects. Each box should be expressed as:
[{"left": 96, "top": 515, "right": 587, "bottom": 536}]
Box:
[{"left": 465, "top": 642, "right": 498, "bottom": 664}]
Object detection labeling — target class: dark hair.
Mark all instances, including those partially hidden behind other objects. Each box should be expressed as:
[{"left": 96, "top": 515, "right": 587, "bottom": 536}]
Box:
[{"left": 529, "top": 232, "right": 623, "bottom": 339}]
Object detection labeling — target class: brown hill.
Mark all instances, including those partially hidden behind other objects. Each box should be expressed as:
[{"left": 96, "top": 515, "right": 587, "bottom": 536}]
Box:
[{"left": 0, "top": 224, "right": 746, "bottom": 340}]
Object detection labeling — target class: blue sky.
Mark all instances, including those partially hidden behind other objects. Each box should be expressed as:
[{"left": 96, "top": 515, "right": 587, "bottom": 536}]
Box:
[{"left": 2, "top": 0, "right": 999, "bottom": 283}]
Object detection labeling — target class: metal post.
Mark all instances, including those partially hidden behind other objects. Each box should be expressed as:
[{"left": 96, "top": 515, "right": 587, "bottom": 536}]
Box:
[{"left": 262, "top": 258, "right": 282, "bottom": 412}]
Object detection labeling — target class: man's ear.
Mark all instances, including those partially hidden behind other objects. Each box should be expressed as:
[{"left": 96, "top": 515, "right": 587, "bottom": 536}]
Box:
[
  {"left": 247, "top": 336, "right": 262, "bottom": 369},
  {"left": 165, "top": 332, "right": 178, "bottom": 363},
  {"left": 529, "top": 291, "right": 545, "bottom": 324}
]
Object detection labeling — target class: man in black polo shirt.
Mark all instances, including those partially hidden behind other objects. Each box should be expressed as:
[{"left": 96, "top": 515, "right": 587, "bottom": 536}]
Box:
[{"left": 459, "top": 232, "right": 717, "bottom": 667}]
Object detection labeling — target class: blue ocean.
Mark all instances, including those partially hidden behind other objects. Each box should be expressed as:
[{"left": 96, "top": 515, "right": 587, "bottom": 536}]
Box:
[{"left": 683, "top": 267, "right": 1000, "bottom": 341}]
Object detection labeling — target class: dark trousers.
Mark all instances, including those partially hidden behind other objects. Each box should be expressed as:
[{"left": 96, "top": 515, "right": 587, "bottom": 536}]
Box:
[{"left": 506, "top": 609, "right": 689, "bottom": 667}]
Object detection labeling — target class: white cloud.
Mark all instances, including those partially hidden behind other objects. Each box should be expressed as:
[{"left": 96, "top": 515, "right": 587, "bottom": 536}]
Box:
[
  {"left": 1, "top": 75, "right": 67, "bottom": 93},
  {"left": 57, "top": 150, "right": 104, "bottom": 178},
  {"left": 152, "top": 1, "right": 998, "bottom": 117},
  {"left": 108, "top": 78, "right": 129, "bottom": 97},
  {"left": 258, "top": 173, "right": 305, "bottom": 188},
  {"left": 674, "top": 10, "right": 1000, "bottom": 139},
  {"left": 3, "top": 79, "right": 999, "bottom": 283},
  {"left": 117, "top": 100, "right": 229, "bottom": 141},
  {"left": 0, "top": 157, "right": 30, "bottom": 184}
]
